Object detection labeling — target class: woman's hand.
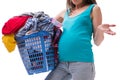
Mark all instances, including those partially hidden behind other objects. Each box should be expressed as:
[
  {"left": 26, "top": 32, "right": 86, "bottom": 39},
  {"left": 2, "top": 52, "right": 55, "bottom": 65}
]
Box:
[{"left": 97, "top": 24, "right": 116, "bottom": 35}]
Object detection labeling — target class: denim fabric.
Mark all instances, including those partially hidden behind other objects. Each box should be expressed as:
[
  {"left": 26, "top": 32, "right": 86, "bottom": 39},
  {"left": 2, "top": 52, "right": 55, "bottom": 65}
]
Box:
[{"left": 45, "top": 62, "right": 95, "bottom": 80}]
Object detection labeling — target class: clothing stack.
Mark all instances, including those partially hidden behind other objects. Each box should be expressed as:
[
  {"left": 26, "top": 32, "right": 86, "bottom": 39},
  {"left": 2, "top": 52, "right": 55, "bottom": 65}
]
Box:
[
  {"left": 2, "top": 11, "right": 62, "bottom": 75},
  {"left": 2, "top": 11, "right": 62, "bottom": 53}
]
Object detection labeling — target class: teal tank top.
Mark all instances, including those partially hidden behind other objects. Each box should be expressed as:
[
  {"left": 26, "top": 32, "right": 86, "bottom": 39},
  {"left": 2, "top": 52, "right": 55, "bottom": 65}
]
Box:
[{"left": 58, "top": 4, "right": 95, "bottom": 62}]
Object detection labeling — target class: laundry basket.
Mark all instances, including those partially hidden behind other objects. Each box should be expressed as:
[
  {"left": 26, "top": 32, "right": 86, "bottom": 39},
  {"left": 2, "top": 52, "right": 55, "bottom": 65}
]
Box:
[{"left": 15, "top": 31, "right": 57, "bottom": 75}]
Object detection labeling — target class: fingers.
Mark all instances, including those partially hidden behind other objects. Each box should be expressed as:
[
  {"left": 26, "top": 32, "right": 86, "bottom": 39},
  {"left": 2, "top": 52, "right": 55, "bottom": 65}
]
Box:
[
  {"left": 98, "top": 24, "right": 116, "bottom": 35},
  {"left": 100, "top": 24, "right": 116, "bottom": 35},
  {"left": 102, "top": 24, "right": 116, "bottom": 27},
  {"left": 107, "top": 24, "right": 116, "bottom": 35},
  {"left": 104, "top": 29, "right": 116, "bottom": 35},
  {"left": 106, "top": 31, "right": 116, "bottom": 35},
  {"left": 108, "top": 24, "right": 116, "bottom": 27}
]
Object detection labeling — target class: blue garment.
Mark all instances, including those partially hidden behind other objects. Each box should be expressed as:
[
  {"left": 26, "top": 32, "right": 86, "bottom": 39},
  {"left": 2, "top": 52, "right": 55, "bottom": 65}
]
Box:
[
  {"left": 15, "top": 17, "right": 53, "bottom": 37},
  {"left": 16, "top": 11, "right": 62, "bottom": 37},
  {"left": 58, "top": 4, "right": 95, "bottom": 62}
]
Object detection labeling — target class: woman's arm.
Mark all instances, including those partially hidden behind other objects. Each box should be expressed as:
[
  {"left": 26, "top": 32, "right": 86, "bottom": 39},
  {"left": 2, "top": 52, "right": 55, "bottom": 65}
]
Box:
[
  {"left": 54, "top": 9, "right": 66, "bottom": 23},
  {"left": 92, "top": 5, "right": 116, "bottom": 46}
]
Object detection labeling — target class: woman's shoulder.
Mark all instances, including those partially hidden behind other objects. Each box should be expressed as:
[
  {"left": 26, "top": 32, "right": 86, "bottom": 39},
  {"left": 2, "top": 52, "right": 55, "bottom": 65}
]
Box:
[
  {"left": 55, "top": 9, "right": 66, "bottom": 23},
  {"left": 60, "top": 9, "right": 66, "bottom": 16},
  {"left": 92, "top": 4, "right": 101, "bottom": 12},
  {"left": 91, "top": 4, "right": 101, "bottom": 17},
  {"left": 90, "top": 4, "right": 102, "bottom": 23}
]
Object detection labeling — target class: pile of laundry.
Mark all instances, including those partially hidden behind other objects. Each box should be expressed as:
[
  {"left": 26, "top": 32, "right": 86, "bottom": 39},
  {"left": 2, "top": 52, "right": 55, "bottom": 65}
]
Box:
[{"left": 2, "top": 11, "right": 62, "bottom": 53}]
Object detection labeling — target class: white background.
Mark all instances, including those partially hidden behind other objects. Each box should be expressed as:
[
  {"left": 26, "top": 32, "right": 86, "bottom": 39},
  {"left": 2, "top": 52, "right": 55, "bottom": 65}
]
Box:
[{"left": 0, "top": 0, "right": 120, "bottom": 80}]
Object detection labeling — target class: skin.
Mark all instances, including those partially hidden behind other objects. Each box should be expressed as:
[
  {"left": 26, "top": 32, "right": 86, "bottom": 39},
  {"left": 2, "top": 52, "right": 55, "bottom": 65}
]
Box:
[{"left": 55, "top": 0, "right": 116, "bottom": 46}]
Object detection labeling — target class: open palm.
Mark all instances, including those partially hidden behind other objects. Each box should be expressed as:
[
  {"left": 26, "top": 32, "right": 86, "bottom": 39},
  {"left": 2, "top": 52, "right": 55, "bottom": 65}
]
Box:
[{"left": 98, "top": 24, "right": 116, "bottom": 35}]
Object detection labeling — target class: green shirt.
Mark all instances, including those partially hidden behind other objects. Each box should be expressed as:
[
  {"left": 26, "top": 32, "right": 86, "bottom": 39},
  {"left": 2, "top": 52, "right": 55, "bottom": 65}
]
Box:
[{"left": 58, "top": 4, "right": 95, "bottom": 62}]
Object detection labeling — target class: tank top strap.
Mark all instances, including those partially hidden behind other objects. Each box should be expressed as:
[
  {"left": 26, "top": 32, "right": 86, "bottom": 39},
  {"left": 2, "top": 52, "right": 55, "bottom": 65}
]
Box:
[
  {"left": 64, "top": 9, "right": 70, "bottom": 18},
  {"left": 64, "top": 4, "right": 95, "bottom": 18},
  {"left": 86, "top": 4, "right": 95, "bottom": 15}
]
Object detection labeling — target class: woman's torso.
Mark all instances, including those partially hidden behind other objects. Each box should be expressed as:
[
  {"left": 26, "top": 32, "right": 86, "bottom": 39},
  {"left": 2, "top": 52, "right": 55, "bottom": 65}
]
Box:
[{"left": 58, "top": 4, "right": 95, "bottom": 62}]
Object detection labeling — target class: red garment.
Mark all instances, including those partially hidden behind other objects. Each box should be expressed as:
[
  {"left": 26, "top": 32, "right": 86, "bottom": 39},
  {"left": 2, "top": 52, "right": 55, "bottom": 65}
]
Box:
[
  {"left": 53, "top": 26, "right": 62, "bottom": 65},
  {"left": 2, "top": 15, "right": 31, "bottom": 34}
]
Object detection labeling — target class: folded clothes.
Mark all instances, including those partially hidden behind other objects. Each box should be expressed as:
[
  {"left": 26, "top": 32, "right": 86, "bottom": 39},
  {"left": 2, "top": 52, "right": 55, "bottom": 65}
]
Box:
[
  {"left": 2, "top": 15, "right": 31, "bottom": 34},
  {"left": 2, "top": 34, "right": 16, "bottom": 53}
]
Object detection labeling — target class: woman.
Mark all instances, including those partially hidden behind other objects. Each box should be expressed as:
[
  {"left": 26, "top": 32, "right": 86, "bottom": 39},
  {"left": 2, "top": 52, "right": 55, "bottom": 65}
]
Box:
[{"left": 45, "top": 0, "right": 116, "bottom": 80}]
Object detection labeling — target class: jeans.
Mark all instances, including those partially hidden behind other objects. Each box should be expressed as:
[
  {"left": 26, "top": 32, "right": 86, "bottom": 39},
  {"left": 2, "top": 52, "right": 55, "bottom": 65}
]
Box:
[{"left": 45, "top": 62, "right": 95, "bottom": 80}]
